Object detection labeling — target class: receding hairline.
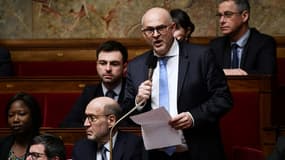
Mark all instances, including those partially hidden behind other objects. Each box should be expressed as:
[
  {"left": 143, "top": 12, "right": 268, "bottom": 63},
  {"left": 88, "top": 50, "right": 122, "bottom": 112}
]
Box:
[
  {"left": 87, "top": 97, "right": 120, "bottom": 115},
  {"left": 141, "top": 7, "right": 173, "bottom": 26}
]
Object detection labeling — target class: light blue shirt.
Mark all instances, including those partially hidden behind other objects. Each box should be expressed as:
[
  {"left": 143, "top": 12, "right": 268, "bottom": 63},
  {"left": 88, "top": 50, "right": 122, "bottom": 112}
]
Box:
[{"left": 231, "top": 29, "right": 250, "bottom": 68}]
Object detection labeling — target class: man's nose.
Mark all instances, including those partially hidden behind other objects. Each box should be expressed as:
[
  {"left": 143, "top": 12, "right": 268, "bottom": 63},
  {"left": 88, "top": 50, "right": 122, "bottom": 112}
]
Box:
[
  {"left": 83, "top": 118, "right": 90, "bottom": 127},
  {"left": 106, "top": 63, "right": 112, "bottom": 71}
]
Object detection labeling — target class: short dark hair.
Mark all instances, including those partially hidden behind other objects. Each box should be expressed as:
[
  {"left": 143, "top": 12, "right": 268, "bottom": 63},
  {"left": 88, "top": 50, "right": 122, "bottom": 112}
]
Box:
[
  {"left": 220, "top": 0, "right": 250, "bottom": 13},
  {"left": 5, "top": 92, "right": 42, "bottom": 135},
  {"left": 31, "top": 134, "right": 66, "bottom": 160},
  {"left": 170, "top": 9, "right": 195, "bottom": 38},
  {"left": 96, "top": 40, "right": 128, "bottom": 63}
]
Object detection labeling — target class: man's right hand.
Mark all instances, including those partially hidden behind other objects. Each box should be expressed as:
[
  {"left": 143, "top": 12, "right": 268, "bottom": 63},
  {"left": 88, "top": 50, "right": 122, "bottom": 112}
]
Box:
[{"left": 135, "top": 80, "right": 152, "bottom": 105}]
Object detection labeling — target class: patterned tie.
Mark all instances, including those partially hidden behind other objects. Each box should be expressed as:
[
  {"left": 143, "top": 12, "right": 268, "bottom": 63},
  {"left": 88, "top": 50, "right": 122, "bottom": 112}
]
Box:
[
  {"left": 159, "top": 57, "right": 176, "bottom": 156},
  {"left": 101, "top": 146, "right": 108, "bottom": 160},
  {"left": 231, "top": 43, "right": 239, "bottom": 68},
  {"left": 105, "top": 90, "right": 116, "bottom": 99}
]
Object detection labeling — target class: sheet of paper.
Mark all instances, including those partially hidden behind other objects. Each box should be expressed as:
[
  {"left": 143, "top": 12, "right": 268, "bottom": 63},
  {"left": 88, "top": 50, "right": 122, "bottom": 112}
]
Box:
[{"left": 130, "top": 107, "right": 182, "bottom": 150}]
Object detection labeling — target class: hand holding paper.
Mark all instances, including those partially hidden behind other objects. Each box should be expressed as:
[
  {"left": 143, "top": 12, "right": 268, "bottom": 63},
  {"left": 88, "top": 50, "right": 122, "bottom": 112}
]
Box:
[{"left": 130, "top": 107, "right": 182, "bottom": 150}]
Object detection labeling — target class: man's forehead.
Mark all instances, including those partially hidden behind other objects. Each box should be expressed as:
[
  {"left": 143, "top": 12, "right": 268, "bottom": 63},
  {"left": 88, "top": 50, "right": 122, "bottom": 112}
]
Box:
[
  {"left": 30, "top": 144, "right": 45, "bottom": 152},
  {"left": 142, "top": 8, "right": 171, "bottom": 26},
  {"left": 97, "top": 51, "right": 123, "bottom": 60}
]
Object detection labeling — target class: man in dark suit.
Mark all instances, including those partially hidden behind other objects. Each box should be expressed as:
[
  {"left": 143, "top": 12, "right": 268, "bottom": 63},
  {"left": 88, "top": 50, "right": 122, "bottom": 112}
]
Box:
[
  {"left": 61, "top": 40, "right": 128, "bottom": 127},
  {"left": 210, "top": 0, "right": 276, "bottom": 75},
  {"left": 72, "top": 97, "right": 145, "bottom": 160},
  {"left": 0, "top": 47, "right": 14, "bottom": 76},
  {"left": 124, "top": 7, "right": 232, "bottom": 160}
]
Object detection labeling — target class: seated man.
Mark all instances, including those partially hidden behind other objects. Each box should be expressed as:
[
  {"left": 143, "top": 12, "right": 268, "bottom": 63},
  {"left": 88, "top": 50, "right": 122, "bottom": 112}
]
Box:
[
  {"left": 210, "top": 0, "right": 276, "bottom": 75},
  {"left": 26, "top": 134, "right": 66, "bottom": 160},
  {"left": 72, "top": 97, "right": 145, "bottom": 160},
  {"left": 61, "top": 40, "right": 128, "bottom": 127}
]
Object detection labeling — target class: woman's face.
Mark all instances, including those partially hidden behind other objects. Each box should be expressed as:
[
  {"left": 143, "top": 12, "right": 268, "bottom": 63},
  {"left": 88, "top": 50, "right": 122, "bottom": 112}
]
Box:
[
  {"left": 8, "top": 100, "right": 33, "bottom": 134},
  {"left": 173, "top": 24, "right": 191, "bottom": 41}
]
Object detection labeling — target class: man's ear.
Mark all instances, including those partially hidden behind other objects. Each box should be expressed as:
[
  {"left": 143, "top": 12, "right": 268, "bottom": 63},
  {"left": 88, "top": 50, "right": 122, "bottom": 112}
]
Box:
[
  {"left": 241, "top": 10, "right": 249, "bottom": 22},
  {"left": 123, "top": 62, "right": 128, "bottom": 76},
  {"left": 108, "top": 114, "right": 116, "bottom": 128}
]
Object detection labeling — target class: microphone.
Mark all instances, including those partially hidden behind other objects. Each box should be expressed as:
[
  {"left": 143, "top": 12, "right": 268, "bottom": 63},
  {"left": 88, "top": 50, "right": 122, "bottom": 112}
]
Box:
[
  {"left": 109, "top": 101, "right": 144, "bottom": 160},
  {"left": 147, "top": 54, "right": 158, "bottom": 80}
]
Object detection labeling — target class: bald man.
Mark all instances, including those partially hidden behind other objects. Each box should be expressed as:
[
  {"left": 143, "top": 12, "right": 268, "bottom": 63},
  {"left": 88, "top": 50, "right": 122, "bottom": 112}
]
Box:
[
  {"left": 72, "top": 97, "right": 145, "bottom": 160},
  {"left": 124, "top": 7, "right": 232, "bottom": 160}
]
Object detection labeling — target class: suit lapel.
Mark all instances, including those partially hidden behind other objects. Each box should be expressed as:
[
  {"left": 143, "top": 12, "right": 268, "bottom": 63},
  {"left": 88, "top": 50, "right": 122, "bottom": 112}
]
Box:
[
  {"left": 177, "top": 43, "right": 190, "bottom": 99},
  {"left": 112, "top": 132, "right": 125, "bottom": 160},
  {"left": 223, "top": 38, "right": 232, "bottom": 68}
]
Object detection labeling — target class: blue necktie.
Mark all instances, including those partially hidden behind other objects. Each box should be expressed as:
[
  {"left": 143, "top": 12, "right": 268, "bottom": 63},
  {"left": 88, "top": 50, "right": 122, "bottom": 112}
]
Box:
[
  {"left": 231, "top": 43, "right": 239, "bottom": 68},
  {"left": 101, "top": 146, "right": 107, "bottom": 160},
  {"left": 159, "top": 57, "right": 176, "bottom": 156},
  {"left": 159, "top": 57, "right": 169, "bottom": 111}
]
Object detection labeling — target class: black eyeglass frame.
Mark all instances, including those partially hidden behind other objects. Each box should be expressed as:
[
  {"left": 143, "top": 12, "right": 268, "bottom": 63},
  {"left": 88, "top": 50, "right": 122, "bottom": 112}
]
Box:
[
  {"left": 141, "top": 24, "right": 173, "bottom": 36},
  {"left": 27, "top": 152, "right": 46, "bottom": 160}
]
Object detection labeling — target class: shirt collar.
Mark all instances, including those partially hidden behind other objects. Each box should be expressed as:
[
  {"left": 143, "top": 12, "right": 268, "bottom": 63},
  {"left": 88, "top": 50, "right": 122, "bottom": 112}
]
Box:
[
  {"left": 231, "top": 29, "right": 250, "bottom": 47},
  {"left": 104, "top": 131, "right": 118, "bottom": 151}
]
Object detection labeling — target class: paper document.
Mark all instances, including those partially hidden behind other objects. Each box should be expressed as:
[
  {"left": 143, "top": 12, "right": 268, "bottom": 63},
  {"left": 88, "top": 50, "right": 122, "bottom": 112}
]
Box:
[{"left": 130, "top": 107, "right": 182, "bottom": 150}]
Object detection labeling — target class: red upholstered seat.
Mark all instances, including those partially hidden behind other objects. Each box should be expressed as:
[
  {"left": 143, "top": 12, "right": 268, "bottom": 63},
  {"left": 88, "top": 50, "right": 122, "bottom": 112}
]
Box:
[
  {"left": 220, "top": 92, "right": 260, "bottom": 160},
  {"left": 14, "top": 61, "right": 97, "bottom": 76},
  {"left": 41, "top": 93, "right": 79, "bottom": 127},
  {"left": 232, "top": 146, "right": 265, "bottom": 160},
  {"left": 65, "top": 144, "right": 74, "bottom": 160}
]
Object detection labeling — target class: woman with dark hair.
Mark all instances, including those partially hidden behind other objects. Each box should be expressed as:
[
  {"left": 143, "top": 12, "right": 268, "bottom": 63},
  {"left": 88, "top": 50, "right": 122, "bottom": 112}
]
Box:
[
  {"left": 170, "top": 8, "right": 195, "bottom": 41},
  {"left": 0, "top": 92, "right": 42, "bottom": 160}
]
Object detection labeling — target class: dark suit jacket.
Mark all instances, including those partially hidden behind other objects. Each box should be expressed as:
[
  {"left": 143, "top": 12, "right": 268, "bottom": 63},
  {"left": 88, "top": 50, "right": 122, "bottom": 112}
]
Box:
[
  {"left": 61, "top": 80, "right": 125, "bottom": 127},
  {"left": 72, "top": 131, "right": 145, "bottom": 160},
  {"left": 0, "top": 47, "right": 14, "bottom": 76},
  {"left": 209, "top": 28, "right": 277, "bottom": 74},
  {"left": 124, "top": 41, "right": 233, "bottom": 160}
]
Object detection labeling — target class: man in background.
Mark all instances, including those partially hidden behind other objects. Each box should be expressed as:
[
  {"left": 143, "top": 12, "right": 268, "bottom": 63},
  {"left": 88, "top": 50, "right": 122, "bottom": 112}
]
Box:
[
  {"left": 27, "top": 134, "right": 66, "bottom": 160},
  {"left": 61, "top": 40, "right": 128, "bottom": 127},
  {"left": 72, "top": 97, "right": 145, "bottom": 160},
  {"left": 210, "top": 0, "right": 276, "bottom": 75}
]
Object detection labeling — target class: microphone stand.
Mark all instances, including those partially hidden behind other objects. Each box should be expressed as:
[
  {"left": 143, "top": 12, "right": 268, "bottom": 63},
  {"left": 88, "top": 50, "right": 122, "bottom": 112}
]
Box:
[{"left": 109, "top": 101, "right": 144, "bottom": 160}]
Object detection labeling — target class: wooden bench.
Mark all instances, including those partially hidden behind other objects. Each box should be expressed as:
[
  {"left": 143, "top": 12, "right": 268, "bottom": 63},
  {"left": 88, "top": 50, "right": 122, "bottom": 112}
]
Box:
[
  {"left": 0, "top": 76, "right": 100, "bottom": 127},
  {"left": 0, "top": 75, "right": 274, "bottom": 159}
]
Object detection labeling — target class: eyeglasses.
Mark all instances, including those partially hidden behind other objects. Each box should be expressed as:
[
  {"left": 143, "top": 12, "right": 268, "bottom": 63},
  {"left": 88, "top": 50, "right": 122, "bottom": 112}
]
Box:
[
  {"left": 141, "top": 24, "right": 172, "bottom": 36},
  {"left": 84, "top": 114, "right": 110, "bottom": 123},
  {"left": 216, "top": 11, "right": 242, "bottom": 19},
  {"left": 27, "top": 152, "right": 46, "bottom": 160}
]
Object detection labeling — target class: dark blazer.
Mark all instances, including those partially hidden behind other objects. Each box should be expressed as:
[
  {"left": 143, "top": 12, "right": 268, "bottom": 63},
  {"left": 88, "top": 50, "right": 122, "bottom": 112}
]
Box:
[
  {"left": 72, "top": 131, "right": 145, "bottom": 160},
  {"left": 209, "top": 28, "right": 277, "bottom": 74},
  {"left": 0, "top": 47, "right": 14, "bottom": 76},
  {"left": 124, "top": 41, "right": 233, "bottom": 160},
  {"left": 61, "top": 80, "right": 125, "bottom": 127},
  {"left": 0, "top": 135, "right": 29, "bottom": 159}
]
